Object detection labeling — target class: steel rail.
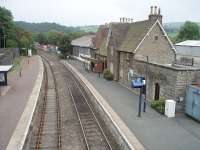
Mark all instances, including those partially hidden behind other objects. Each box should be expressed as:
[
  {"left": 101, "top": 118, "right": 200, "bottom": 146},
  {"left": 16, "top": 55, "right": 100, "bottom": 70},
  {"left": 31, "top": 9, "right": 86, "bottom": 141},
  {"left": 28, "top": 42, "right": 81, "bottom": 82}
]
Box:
[
  {"left": 71, "top": 75, "right": 112, "bottom": 150},
  {"left": 67, "top": 85, "right": 90, "bottom": 150},
  {"left": 40, "top": 55, "right": 62, "bottom": 150},
  {"left": 34, "top": 54, "right": 62, "bottom": 150},
  {"left": 66, "top": 71, "right": 112, "bottom": 150}
]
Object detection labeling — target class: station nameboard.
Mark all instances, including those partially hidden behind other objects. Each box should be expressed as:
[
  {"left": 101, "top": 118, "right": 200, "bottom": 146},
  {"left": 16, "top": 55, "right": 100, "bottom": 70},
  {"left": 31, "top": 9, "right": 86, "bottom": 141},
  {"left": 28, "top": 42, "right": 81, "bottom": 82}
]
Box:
[{"left": 131, "top": 77, "right": 145, "bottom": 88}]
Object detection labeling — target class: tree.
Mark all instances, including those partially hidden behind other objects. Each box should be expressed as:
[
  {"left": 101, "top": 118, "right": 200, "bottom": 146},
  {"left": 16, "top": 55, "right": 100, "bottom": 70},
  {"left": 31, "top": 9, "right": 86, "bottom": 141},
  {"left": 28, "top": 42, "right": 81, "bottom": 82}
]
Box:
[
  {"left": 37, "top": 32, "right": 48, "bottom": 44},
  {"left": 47, "top": 30, "right": 63, "bottom": 45},
  {"left": 6, "top": 39, "right": 17, "bottom": 48},
  {"left": 58, "top": 35, "right": 71, "bottom": 57},
  {"left": 15, "top": 27, "right": 32, "bottom": 55},
  {"left": 176, "top": 21, "right": 200, "bottom": 42},
  {"left": 0, "top": 7, "right": 14, "bottom": 48}
]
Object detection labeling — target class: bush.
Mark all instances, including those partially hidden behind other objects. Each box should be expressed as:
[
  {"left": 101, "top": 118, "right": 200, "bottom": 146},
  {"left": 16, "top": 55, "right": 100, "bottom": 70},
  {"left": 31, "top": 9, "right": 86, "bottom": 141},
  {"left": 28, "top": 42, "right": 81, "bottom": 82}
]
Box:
[
  {"left": 31, "top": 45, "right": 37, "bottom": 55},
  {"left": 150, "top": 99, "right": 165, "bottom": 114},
  {"left": 103, "top": 69, "right": 113, "bottom": 81},
  {"left": 20, "top": 48, "right": 28, "bottom": 56}
]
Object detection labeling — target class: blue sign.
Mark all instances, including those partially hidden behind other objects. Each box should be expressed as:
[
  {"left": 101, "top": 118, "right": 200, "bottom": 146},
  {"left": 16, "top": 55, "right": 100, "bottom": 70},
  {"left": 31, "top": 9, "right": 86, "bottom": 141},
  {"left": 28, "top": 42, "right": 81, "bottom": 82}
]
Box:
[{"left": 132, "top": 77, "right": 145, "bottom": 88}]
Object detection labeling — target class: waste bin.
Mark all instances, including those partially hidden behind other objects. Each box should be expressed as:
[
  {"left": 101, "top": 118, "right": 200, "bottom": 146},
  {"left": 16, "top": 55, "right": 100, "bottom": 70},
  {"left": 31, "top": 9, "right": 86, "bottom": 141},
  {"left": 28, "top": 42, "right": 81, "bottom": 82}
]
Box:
[{"left": 165, "top": 100, "right": 176, "bottom": 118}]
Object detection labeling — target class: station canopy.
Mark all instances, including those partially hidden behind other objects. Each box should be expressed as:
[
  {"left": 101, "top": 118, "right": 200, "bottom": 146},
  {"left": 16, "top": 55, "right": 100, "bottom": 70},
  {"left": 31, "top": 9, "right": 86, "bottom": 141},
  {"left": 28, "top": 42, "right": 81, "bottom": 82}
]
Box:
[{"left": 0, "top": 65, "right": 12, "bottom": 72}]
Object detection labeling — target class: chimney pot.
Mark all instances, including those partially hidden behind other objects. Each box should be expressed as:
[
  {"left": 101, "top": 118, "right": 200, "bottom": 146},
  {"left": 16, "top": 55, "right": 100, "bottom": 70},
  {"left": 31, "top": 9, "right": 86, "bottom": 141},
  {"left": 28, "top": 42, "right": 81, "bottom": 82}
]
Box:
[
  {"left": 154, "top": 6, "right": 157, "bottom": 14},
  {"left": 131, "top": 18, "right": 133, "bottom": 23},
  {"left": 158, "top": 8, "right": 161, "bottom": 15},
  {"left": 150, "top": 6, "right": 153, "bottom": 15}
]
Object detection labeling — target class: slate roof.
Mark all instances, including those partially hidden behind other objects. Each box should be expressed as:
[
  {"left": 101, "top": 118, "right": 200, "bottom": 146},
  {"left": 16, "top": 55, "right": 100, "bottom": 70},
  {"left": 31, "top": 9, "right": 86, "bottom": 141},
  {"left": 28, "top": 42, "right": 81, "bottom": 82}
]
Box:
[
  {"left": 71, "top": 35, "right": 95, "bottom": 48},
  {"left": 92, "top": 25, "right": 109, "bottom": 56},
  {"left": 93, "top": 25, "right": 109, "bottom": 49},
  {"left": 120, "top": 20, "right": 151, "bottom": 52},
  {"left": 110, "top": 20, "right": 151, "bottom": 53}
]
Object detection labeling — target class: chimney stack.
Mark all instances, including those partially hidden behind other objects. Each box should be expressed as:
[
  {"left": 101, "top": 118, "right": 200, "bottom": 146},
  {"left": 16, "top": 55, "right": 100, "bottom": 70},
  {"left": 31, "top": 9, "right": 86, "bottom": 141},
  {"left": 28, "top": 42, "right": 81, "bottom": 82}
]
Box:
[{"left": 148, "top": 6, "right": 163, "bottom": 25}]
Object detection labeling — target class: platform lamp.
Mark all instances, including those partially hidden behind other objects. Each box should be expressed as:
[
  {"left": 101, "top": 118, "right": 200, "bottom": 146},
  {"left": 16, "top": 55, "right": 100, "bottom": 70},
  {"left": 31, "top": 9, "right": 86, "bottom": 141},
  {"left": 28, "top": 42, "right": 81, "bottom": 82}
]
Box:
[{"left": 132, "top": 76, "right": 146, "bottom": 117}]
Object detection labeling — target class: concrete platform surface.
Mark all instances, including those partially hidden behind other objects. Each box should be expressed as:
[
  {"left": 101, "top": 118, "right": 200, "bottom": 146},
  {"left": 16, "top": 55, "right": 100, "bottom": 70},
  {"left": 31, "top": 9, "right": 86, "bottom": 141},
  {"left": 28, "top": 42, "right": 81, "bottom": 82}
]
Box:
[
  {"left": 66, "top": 59, "right": 200, "bottom": 150},
  {"left": 0, "top": 56, "right": 40, "bottom": 150}
]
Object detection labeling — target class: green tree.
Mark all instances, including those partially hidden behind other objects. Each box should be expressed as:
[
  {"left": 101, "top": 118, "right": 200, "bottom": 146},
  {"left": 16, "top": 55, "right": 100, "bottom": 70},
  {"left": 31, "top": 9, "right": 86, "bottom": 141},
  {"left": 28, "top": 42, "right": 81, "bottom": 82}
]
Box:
[
  {"left": 176, "top": 21, "right": 200, "bottom": 42},
  {"left": 58, "top": 35, "right": 71, "bottom": 57},
  {"left": 47, "top": 30, "right": 63, "bottom": 45},
  {"left": 6, "top": 39, "right": 17, "bottom": 48},
  {"left": 15, "top": 27, "right": 32, "bottom": 55},
  {"left": 0, "top": 7, "right": 14, "bottom": 48},
  {"left": 37, "top": 32, "right": 48, "bottom": 44}
]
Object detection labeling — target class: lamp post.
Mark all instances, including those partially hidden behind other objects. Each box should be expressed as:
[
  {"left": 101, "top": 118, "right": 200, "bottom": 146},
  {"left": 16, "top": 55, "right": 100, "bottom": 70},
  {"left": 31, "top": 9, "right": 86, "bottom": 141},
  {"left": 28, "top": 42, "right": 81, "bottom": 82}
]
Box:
[
  {"left": 143, "top": 56, "right": 149, "bottom": 112},
  {"left": 132, "top": 76, "right": 146, "bottom": 117}
]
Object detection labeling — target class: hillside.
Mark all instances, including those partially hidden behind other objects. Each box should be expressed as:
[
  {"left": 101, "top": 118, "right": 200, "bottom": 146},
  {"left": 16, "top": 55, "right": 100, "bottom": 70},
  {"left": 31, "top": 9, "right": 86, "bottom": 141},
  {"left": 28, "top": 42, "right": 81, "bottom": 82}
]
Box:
[
  {"left": 164, "top": 22, "right": 200, "bottom": 37},
  {"left": 14, "top": 21, "right": 200, "bottom": 38},
  {"left": 14, "top": 21, "right": 99, "bottom": 33},
  {"left": 14, "top": 21, "right": 81, "bottom": 33},
  {"left": 79, "top": 25, "right": 99, "bottom": 33}
]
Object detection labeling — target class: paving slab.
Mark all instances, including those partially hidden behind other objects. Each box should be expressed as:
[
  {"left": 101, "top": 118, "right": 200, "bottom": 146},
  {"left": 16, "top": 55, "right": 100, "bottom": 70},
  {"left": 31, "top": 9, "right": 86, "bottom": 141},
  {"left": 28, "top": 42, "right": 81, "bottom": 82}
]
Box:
[
  {"left": 66, "top": 59, "right": 200, "bottom": 150},
  {"left": 0, "top": 56, "right": 40, "bottom": 150}
]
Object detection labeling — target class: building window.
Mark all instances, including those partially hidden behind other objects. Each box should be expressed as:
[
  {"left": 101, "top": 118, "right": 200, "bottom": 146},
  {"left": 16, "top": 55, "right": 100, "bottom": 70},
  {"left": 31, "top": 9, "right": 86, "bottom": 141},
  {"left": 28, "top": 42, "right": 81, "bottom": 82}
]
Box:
[
  {"left": 120, "top": 68, "right": 123, "bottom": 78},
  {"left": 126, "top": 53, "right": 130, "bottom": 61},
  {"left": 120, "top": 54, "right": 123, "bottom": 63},
  {"left": 111, "top": 46, "right": 114, "bottom": 56},
  {"left": 110, "top": 62, "right": 113, "bottom": 74},
  {"left": 154, "top": 35, "right": 158, "bottom": 41}
]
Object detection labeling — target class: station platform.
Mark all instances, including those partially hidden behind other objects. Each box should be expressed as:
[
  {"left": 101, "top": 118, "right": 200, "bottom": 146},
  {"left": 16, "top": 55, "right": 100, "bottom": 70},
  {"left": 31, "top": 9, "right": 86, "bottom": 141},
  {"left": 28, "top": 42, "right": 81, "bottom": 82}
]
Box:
[
  {"left": 0, "top": 56, "right": 40, "bottom": 150},
  {"left": 66, "top": 59, "right": 200, "bottom": 150}
]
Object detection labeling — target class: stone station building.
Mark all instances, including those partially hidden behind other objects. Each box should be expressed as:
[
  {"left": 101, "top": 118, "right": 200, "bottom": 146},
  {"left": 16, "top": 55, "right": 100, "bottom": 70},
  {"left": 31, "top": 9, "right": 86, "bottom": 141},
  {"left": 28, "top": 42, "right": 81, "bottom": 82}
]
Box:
[{"left": 105, "top": 6, "right": 200, "bottom": 101}]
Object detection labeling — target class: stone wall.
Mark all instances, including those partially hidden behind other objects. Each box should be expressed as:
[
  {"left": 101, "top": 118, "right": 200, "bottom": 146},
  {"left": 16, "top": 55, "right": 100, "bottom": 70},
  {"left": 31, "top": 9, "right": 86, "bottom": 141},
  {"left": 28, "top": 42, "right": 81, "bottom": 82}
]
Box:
[
  {"left": 119, "top": 55, "right": 200, "bottom": 100},
  {"left": 134, "top": 23, "right": 175, "bottom": 65},
  {"left": 72, "top": 46, "right": 79, "bottom": 57},
  {"left": 107, "top": 44, "right": 120, "bottom": 80}
]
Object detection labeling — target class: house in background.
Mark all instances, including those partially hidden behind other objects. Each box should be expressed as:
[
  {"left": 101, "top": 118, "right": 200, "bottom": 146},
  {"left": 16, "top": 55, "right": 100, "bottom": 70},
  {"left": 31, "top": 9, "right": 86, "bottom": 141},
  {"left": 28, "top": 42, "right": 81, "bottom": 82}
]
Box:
[
  {"left": 71, "top": 34, "right": 96, "bottom": 62},
  {"left": 175, "top": 40, "right": 200, "bottom": 65},
  {"left": 105, "top": 6, "right": 200, "bottom": 101}
]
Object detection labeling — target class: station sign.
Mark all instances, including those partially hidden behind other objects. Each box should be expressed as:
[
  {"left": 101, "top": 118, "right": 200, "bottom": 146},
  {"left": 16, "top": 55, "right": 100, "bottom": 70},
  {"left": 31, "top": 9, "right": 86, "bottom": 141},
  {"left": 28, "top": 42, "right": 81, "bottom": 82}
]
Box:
[{"left": 131, "top": 77, "right": 145, "bottom": 88}]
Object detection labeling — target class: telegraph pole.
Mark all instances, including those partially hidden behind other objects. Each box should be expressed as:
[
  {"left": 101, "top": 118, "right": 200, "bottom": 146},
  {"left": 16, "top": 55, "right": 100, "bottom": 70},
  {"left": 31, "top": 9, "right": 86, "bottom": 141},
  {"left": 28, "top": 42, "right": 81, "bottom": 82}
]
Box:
[{"left": 143, "top": 56, "right": 149, "bottom": 112}]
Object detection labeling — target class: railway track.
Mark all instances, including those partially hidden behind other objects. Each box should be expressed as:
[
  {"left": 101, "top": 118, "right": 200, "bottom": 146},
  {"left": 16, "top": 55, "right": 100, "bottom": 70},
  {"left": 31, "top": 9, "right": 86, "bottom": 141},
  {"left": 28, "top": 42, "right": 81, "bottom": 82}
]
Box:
[
  {"left": 33, "top": 56, "right": 62, "bottom": 150},
  {"left": 66, "top": 69, "right": 112, "bottom": 150},
  {"left": 33, "top": 50, "right": 113, "bottom": 150}
]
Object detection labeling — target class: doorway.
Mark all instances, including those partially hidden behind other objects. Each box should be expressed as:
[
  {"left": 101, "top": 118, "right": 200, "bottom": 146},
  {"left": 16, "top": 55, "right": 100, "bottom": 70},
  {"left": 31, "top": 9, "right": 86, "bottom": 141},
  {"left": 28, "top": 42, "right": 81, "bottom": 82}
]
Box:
[{"left": 154, "top": 83, "right": 160, "bottom": 100}]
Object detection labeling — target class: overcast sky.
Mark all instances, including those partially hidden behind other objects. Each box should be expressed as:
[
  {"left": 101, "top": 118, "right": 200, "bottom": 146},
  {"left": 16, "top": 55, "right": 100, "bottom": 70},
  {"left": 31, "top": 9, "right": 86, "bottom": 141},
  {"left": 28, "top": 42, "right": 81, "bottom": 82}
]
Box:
[{"left": 0, "top": 0, "right": 199, "bottom": 26}]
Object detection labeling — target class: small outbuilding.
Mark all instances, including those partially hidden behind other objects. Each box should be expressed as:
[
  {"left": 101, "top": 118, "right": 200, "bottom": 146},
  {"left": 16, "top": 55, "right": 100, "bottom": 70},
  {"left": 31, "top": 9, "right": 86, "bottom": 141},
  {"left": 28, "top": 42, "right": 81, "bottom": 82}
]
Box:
[
  {"left": 175, "top": 40, "right": 200, "bottom": 64},
  {"left": 0, "top": 65, "right": 12, "bottom": 86},
  {"left": 71, "top": 34, "right": 96, "bottom": 61}
]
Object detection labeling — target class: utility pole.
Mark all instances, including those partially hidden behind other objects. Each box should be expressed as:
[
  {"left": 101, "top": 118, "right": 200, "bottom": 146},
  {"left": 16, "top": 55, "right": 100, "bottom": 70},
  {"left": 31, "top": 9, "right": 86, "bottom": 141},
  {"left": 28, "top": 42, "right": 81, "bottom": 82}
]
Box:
[
  {"left": 143, "top": 56, "right": 149, "bottom": 112},
  {"left": 4, "top": 34, "right": 6, "bottom": 48}
]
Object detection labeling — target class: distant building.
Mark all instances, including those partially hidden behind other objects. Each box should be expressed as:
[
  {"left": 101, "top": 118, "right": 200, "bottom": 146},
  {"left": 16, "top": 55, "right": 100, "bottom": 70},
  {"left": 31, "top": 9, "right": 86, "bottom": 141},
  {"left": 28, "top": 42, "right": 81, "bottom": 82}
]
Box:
[
  {"left": 71, "top": 34, "right": 96, "bottom": 62},
  {"left": 175, "top": 40, "right": 200, "bottom": 64}
]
